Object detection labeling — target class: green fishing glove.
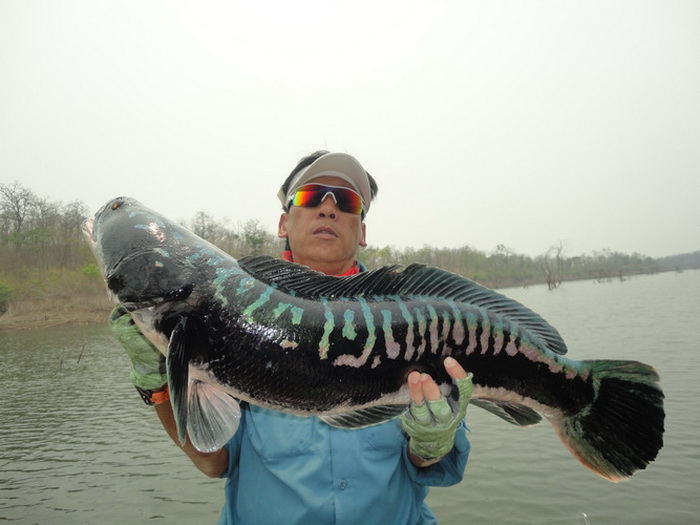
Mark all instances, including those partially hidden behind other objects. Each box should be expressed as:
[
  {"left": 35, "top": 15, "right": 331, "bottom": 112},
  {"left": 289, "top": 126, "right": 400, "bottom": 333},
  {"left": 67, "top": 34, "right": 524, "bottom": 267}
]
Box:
[
  {"left": 400, "top": 372, "right": 474, "bottom": 460},
  {"left": 109, "top": 306, "right": 167, "bottom": 391}
]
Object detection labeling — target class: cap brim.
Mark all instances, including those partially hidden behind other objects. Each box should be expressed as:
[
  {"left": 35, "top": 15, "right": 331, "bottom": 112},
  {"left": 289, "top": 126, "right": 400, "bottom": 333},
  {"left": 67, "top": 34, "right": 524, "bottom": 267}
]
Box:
[{"left": 278, "top": 153, "right": 371, "bottom": 214}]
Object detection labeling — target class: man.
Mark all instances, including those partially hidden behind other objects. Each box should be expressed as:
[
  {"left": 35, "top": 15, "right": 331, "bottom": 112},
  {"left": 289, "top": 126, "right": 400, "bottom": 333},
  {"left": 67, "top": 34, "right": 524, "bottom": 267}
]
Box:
[{"left": 112, "top": 151, "right": 472, "bottom": 524}]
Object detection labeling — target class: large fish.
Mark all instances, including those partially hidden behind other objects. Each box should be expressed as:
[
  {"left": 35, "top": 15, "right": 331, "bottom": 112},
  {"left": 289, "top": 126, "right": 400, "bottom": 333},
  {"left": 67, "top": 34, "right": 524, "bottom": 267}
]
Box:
[{"left": 83, "top": 197, "right": 664, "bottom": 482}]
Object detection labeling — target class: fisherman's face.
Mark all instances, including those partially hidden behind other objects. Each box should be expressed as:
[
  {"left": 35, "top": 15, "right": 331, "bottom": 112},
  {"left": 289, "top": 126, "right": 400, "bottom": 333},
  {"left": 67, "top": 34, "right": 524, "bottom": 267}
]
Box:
[{"left": 278, "top": 175, "right": 367, "bottom": 275}]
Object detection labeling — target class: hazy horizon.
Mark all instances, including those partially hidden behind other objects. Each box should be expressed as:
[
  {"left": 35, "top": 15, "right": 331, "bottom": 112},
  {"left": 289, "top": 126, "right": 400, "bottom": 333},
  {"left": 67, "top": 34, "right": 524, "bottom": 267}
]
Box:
[{"left": 2, "top": 1, "right": 698, "bottom": 259}]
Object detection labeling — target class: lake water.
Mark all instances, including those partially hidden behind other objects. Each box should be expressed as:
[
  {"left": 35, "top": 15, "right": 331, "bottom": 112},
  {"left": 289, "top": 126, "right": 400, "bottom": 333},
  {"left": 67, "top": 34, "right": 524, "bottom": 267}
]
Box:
[{"left": 1, "top": 270, "right": 699, "bottom": 524}]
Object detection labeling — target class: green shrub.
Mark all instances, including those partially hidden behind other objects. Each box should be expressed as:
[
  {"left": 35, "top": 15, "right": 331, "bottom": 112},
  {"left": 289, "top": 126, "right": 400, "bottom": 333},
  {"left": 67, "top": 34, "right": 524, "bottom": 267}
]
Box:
[
  {"left": 82, "top": 263, "right": 102, "bottom": 277},
  {"left": 0, "top": 278, "right": 16, "bottom": 314}
]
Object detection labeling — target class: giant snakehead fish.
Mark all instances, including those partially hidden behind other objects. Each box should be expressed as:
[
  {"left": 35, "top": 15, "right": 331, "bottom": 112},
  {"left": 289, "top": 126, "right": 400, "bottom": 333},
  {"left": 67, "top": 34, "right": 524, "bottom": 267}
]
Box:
[{"left": 83, "top": 196, "right": 665, "bottom": 482}]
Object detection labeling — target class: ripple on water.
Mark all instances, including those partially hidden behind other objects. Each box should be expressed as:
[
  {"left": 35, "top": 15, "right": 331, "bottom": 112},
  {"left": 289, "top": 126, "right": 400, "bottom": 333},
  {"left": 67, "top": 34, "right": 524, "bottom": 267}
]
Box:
[{"left": 3, "top": 273, "right": 700, "bottom": 523}]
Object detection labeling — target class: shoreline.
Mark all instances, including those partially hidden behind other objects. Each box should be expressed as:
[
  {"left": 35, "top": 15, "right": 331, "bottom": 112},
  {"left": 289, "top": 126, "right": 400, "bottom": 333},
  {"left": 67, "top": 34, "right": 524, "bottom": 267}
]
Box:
[{"left": 0, "top": 302, "right": 113, "bottom": 334}]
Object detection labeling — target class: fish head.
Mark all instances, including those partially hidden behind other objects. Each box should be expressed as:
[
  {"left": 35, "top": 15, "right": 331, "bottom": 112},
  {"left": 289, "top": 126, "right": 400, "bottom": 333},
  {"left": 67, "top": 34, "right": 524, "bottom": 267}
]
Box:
[{"left": 83, "top": 196, "right": 209, "bottom": 310}]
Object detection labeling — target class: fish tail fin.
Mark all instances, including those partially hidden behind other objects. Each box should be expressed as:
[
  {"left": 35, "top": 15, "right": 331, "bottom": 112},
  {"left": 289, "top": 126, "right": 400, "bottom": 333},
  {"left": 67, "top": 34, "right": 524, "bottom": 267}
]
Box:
[{"left": 556, "top": 360, "right": 665, "bottom": 482}]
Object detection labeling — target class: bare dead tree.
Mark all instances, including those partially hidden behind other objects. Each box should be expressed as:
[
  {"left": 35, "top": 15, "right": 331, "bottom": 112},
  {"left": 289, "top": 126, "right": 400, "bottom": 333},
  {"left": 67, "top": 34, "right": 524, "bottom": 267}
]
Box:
[
  {"left": 543, "top": 241, "right": 566, "bottom": 290},
  {"left": 0, "top": 181, "right": 38, "bottom": 235}
]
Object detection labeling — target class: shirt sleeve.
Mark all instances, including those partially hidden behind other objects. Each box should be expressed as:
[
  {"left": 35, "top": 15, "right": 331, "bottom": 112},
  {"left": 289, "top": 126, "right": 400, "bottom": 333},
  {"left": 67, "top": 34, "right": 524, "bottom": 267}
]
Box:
[{"left": 401, "top": 419, "right": 470, "bottom": 487}]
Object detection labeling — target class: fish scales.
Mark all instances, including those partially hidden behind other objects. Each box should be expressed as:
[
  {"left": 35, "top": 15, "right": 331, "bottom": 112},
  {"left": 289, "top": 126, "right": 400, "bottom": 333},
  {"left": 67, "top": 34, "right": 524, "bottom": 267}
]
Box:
[
  {"left": 170, "top": 275, "right": 591, "bottom": 418},
  {"left": 83, "top": 197, "right": 665, "bottom": 482}
]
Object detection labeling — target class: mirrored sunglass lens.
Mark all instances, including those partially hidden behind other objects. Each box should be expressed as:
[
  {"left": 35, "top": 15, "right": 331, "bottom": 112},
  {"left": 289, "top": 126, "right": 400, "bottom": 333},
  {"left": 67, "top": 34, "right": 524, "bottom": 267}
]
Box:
[
  {"left": 292, "top": 188, "right": 322, "bottom": 207},
  {"left": 332, "top": 190, "right": 363, "bottom": 214},
  {"left": 292, "top": 185, "right": 363, "bottom": 214}
]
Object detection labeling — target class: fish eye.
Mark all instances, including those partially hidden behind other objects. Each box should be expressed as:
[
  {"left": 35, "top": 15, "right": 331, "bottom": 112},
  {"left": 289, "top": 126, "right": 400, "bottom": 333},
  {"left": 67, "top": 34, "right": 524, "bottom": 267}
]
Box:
[{"left": 111, "top": 199, "right": 124, "bottom": 210}]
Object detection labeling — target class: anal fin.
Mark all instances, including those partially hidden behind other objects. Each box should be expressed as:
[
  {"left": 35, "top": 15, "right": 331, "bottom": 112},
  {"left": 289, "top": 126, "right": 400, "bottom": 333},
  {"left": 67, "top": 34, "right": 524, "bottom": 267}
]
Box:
[
  {"left": 471, "top": 398, "right": 542, "bottom": 427},
  {"left": 320, "top": 405, "right": 408, "bottom": 429}
]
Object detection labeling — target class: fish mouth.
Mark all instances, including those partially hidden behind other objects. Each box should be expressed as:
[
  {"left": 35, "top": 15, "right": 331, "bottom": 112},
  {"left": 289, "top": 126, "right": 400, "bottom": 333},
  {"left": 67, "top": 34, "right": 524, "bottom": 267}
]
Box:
[
  {"left": 107, "top": 270, "right": 195, "bottom": 310},
  {"left": 121, "top": 296, "right": 173, "bottom": 312},
  {"left": 81, "top": 218, "right": 106, "bottom": 275},
  {"left": 81, "top": 219, "right": 96, "bottom": 246},
  {"left": 119, "top": 286, "right": 193, "bottom": 313}
]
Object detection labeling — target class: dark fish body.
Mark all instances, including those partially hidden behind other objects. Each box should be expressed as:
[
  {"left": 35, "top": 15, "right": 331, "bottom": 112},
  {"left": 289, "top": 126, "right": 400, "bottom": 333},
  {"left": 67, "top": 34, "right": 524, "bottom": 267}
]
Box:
[{"left": 83, "top": 197, "right": 665, "bottom": 482}]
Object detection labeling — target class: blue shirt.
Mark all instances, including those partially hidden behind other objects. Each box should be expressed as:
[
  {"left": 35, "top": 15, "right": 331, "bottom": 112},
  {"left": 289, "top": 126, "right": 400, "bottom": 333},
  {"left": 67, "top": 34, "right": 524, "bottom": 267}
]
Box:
[{"left": 218, "top": 404, "right": 470, "bottom": 524}]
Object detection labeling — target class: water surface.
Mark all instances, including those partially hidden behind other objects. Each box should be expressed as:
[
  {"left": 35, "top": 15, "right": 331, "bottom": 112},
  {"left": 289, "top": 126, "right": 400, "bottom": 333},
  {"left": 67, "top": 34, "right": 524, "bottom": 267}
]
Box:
[{"left": 1, "top": 270, "right": 698, "bottom": 523}]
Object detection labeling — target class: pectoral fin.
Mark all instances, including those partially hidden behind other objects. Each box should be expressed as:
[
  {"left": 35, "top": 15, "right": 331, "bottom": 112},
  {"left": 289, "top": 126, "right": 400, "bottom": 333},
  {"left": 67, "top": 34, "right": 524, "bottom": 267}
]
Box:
[
  {"left": 167, "top": 316, "right": 242, "bottom": 450},
  {"left": 187, "top": 381, "right": 242, "bottom": 452},
  {"left": 167, "top": 316, "right": 192, "bottom": 445}
]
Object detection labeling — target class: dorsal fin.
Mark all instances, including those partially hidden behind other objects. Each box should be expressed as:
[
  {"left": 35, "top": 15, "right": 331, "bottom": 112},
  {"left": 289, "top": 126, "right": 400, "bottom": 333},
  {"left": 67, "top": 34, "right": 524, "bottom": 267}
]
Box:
[
  {"left": 238, "top": 255, "right": 401, "bottom": 297},
  {"left": 238, "top": 255, "right": 568, "bottom": 355}
]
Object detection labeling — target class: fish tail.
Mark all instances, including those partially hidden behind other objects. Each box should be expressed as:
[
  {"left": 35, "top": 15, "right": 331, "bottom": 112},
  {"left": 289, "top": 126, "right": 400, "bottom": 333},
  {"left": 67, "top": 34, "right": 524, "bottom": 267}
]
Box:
[{"left": 556, "top": 360, "right": 665, "bottom": 482}]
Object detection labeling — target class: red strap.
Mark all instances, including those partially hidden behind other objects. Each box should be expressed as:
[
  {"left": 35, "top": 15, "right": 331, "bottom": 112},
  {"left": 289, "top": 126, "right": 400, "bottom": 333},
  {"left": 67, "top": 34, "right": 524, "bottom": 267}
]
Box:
[{"left": 151, "top": 386, "right": 170, "bottom": 405}]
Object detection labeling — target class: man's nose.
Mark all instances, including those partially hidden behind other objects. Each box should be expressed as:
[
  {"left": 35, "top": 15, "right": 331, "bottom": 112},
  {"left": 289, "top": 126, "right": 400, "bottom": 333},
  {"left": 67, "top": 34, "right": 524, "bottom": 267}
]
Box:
[{"left": 317, "top": 193, "right": 339, "bottom": 217}]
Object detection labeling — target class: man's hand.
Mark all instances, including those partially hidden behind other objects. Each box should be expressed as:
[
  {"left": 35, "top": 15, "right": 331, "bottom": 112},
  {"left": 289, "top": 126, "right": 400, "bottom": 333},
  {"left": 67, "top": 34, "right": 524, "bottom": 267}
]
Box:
[
  {"left": 109, "top": 306, "right": 167, "bottom": 391},
  {"left": 400, "top": 357, "right": 473, "bottom": 465}
]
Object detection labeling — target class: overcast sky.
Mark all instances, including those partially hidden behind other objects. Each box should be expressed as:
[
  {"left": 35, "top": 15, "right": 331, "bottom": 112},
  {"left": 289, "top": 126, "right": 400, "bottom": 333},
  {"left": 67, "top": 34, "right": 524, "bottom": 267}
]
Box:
[{"left": 2, "top": 1, "right": 698, "bottom": 258}]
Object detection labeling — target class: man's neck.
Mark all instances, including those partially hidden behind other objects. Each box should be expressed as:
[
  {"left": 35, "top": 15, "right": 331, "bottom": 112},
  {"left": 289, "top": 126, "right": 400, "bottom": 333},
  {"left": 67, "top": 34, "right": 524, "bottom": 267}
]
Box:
[{"left": 282, "top": 251, "right": 359, "bottom": 276}]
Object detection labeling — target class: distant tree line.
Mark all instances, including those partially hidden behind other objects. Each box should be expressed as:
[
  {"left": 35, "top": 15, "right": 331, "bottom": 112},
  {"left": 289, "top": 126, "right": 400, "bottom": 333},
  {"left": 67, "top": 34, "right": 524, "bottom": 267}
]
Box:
[
  {"left": 358, "top": 243, "right": 660, "bottom": 289},
  {"left": 187, "top": 211, "right": 281, "bottom": 258},
  {"left": 0, "top": 181, "right": 88, "bottom": 273},
  {"left": 654, "top": 250, "right": 700, "bottom": 272},
  {"left": 0, "top": 181, "right": 691, "bottom": 313}
]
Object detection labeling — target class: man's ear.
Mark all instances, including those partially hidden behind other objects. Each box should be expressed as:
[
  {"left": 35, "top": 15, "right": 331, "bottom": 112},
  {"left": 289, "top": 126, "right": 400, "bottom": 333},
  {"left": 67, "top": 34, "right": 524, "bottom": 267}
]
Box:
[
  {"left": 278, "top": 213, "right": 289, "bottom": 239},
  {"left": 359, "top": 222, "right": 367, "bottom": 247}
]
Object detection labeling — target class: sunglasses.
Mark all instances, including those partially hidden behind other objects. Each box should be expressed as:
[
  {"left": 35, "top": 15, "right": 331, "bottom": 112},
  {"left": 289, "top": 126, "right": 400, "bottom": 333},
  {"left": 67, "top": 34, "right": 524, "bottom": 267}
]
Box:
[{"left": 288, "top": 184, "right": 364, "bottom": 215}]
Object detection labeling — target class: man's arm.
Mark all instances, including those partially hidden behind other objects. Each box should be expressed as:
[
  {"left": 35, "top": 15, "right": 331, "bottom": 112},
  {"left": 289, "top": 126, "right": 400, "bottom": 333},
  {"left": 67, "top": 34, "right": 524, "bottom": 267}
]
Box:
[
  {"left": 154, "top": 398, "right": 229, "bottom": 478},
  {"left": 110, "top": 306, "right": 229, "bottom": 478}
]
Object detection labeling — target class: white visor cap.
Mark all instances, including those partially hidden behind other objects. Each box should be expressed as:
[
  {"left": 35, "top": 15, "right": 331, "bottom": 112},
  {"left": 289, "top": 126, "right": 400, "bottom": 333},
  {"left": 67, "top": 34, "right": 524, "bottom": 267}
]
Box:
[{"left": 277, "top": 152, "right": 372, "bottom": 215}]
